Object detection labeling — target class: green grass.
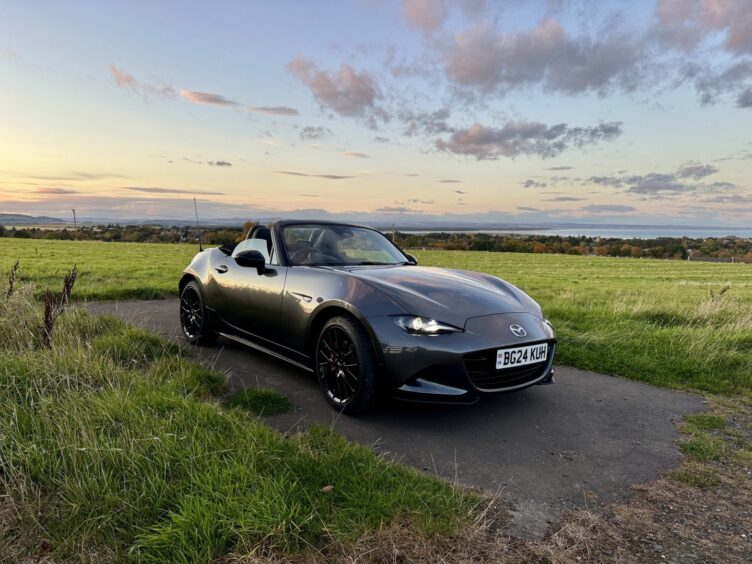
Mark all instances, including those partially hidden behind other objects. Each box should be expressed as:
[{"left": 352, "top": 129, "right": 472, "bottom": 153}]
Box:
[
  {"left": 669, "top": 463, "right": 722, "bottom": 488},
  {"left": 226, "top": 388, "right": 293, "bottom": 415},
  {"left": 683, "top": 414, "right": 727, "bottom": 431},
  {"left": 0, "top": 287, "right": 473, "bottom": 561},
  {"left": 2, "top": 238, "right": 751, "bottom": 396},
  {"left": 0, "top": 238, "right": 195, "bottom": 300}
]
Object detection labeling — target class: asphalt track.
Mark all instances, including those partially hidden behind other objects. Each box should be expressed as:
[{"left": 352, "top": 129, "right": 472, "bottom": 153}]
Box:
[{"left": 85, "top": 299, "right": 705, "bottom": 537}]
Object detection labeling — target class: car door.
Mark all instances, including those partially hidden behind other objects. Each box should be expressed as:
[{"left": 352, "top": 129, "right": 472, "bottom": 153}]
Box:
[{"left": 209, "top": 238, "right": 288, "bottom": 345}]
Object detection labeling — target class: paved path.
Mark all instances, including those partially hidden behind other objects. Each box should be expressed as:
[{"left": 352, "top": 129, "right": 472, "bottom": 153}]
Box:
[{"left": 85, "top": 299, "right": 705, "bottom": 537}]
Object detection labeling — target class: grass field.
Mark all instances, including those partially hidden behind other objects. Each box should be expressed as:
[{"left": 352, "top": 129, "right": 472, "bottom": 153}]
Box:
[
  {"left": 0, "top": 286, "right": 473, "bottom": 561},
  {"left": 1, "top": 237, "right": 750, "bottom": 396}
]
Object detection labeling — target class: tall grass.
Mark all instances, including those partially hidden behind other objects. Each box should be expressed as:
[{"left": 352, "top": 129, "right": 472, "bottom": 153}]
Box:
[{"left": 0, "top": 285, "right": 473, "bottom": 561}]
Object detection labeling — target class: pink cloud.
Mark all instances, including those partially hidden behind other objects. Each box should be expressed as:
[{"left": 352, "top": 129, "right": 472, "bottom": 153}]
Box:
[
  {"left": 656, "top": 0, "right": 752, "bottom": 53},
  {"left": 179, "top": 90, "right": 239, "bottom": 107},
  {"left": 287, "top": 56, "right": 385, "bottom": 123},
  {"left": 401, "top": 0, "right": 449, "bottom": 32}
]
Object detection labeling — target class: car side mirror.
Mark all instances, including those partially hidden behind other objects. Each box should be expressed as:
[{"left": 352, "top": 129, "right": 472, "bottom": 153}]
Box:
[
  {"left": 234, "top": 250, "right": 266, "bottom": 274},
  {"left": 405, "top": 253, "right": 418, "bottom": 265}
]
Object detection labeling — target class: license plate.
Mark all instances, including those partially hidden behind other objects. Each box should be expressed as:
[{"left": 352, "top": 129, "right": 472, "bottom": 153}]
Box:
[{"left": 496, "top": 343, "right": 548, "bottom": 369}]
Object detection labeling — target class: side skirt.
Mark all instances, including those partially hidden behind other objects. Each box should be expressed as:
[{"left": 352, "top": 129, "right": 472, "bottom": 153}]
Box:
[{"left": 219, "top": 332, "right": 314, "bottom": 373}]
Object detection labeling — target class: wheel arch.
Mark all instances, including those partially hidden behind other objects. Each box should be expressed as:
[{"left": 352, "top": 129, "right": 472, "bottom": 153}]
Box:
[
  {"left": 305, "top": 302, "right": 384, "bottom": 366},
  {"left": 178, "top": 273, "right": 200, "bottom": 295}
]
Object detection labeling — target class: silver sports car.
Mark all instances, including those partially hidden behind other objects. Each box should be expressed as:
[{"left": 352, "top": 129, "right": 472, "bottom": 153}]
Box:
[{"left": 179, "top": 221, "right": 556, "bottom": 413}]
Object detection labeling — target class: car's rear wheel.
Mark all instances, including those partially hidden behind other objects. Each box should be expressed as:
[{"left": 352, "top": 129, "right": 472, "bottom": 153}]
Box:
[
  {"left": 315, "top": 316, "right": 377, "bottom": 414},
  {"left": 180, "top": 281, "right": 218, "bottom": 345}
]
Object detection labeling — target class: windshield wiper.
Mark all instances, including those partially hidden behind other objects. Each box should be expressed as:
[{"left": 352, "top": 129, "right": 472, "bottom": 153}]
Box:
[{"left": 351, "top": 261, "right": 397, "bottom": 266}]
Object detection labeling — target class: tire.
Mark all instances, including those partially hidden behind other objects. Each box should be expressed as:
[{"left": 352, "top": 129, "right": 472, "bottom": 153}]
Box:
[
  {"left": 315, "top": 315, "right": 378, "bottom": 415},
  {"left": 179, "top": 281, "right": 218, "bottom": 345}
]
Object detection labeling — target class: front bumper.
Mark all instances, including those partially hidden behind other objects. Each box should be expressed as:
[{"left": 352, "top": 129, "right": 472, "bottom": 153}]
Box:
[{"left": 367, "top": 312, "right": 556, "bottom": 404}]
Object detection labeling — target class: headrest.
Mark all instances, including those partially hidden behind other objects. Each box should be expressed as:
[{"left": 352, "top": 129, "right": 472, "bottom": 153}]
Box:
[{"left": 232, "top": 238, "right": 270, "bottom": 262}]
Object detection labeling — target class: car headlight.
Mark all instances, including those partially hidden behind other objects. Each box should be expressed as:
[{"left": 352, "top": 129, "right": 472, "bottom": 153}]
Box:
[
  {"left": 543, "top": 319, "right": 556, "bottom": 339},
  {"left": 394, "top": 316, "right": 462, "bottom": 335}
]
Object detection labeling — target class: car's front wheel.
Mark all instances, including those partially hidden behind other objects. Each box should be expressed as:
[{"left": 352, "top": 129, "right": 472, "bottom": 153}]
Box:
[
  {"left": 315, "top": 315, "right": 377, "bottom": 414},
  {"left": 179, "top": 281, "right": 218, "bottom": 345}
]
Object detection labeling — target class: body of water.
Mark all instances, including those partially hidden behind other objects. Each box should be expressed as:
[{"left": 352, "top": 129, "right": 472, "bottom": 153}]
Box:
[{"left": 403, "top": 227, "right": 752, "bottom": 239}]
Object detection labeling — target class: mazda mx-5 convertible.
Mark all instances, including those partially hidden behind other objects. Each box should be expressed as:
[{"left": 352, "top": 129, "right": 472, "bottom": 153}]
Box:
[{"left": 179, "top": 221, "right": 556, "bottom": 413}]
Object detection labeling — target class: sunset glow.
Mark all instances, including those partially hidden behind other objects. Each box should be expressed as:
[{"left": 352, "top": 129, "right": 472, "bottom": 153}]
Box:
[{"left": 1, "top": 0, "right": 751, "bottom": 226}]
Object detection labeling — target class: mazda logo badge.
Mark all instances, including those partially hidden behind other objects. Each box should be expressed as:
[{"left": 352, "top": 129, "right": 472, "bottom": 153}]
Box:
[{"left": 509, "top": 324, "right": 527, "bottom": 337}]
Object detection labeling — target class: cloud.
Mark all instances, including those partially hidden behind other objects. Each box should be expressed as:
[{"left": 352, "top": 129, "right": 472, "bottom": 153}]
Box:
[
  {"left": 124, "top": 186, "right": 225, "bottom": 195},
  {"left": 300, "top": 126, "right": 332, "bottom": 140},
  {"left": 443, "top": 19, "right": 642, "bottom": 96},
  {"left": 299, "top": 193, "right": 320, "bottom": 197},
  {"left": 586, "top": 162, "right": 735, "bottom": 199},
  {"left": 400, "top": 108, "right": 452, "bottom": 136},
  {"left": 544, "top": 196, "right": 586, "bottom": 202},
  {"left": 581, "top": 204, "right": 636, "bottom": 213},
  {"left": 179, "top": 90, "right": 240, "bottom": 107},
  {"left": 247, "top": 105, "right": 299, "bottom": 116},
  {"left": 36, "top": 187, "right": 77, "bottom": 194},
  {"left": 276, "top": 170, "right": 355, "bottom": 180},
  {"left": 373, "top": 136, "right": 391, "bottom": 143},
  {"left": 400, "top": 0, "right": 450, "bottom": 32},
  {"left": 110, "top": 65, "right": 139, "bottom": 93},
  {"left": 408, "top": 198, "right": 435, "bottom": 204},
  {"left": 342, "top": 151, "right": 370, "bottom": 158},
  {"left": 438, "top": 179, "right": 461, "bottom": 183},
  {"left": 544, "top": 165, "right": 573, "bottom": 171},
  {"left": 287, "top": 56, "right": 386, "bottom": 124},
  {"left": 738, "top": 87, "right": 752, "bottom": 108},
  {"left": 207, "top": 160, "right": 232, "bottom": 167},
  {"left": 374, "top": 206, "right": 424, "bottom": 214},
  {"left": 656, "top": 0, "right": 752, "bottom": 54},
  {"left": 111, "top": 66, "right": 299, "bottom": 116},
  {"left": 587, "top": 175, "right": 625, "bottom": 187},
  {"left": 683, "top": 59, "right": 752, "bottom": 106},
  {"left": 454, "top": 189, "right": 466, "bottom": 194},
  {"left": 110, "top": 65, "right": 176, "bottom": 99},
  {"left": 20, "top": 171, "right": 129, "bottom": 182},
  {"left": 436, "top": 120, "right": 622, "bottom": 160},
  {"left": 522, "top": 179, "right": 547, "bottom": 188},
  {"left": 676, "top": 162, "right": 718, "bottom": 179},
  {"left": 400, "top": 0, "right": 487, "bottom": 32}
]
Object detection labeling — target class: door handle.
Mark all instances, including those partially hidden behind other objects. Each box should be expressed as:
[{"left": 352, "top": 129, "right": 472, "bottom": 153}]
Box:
[{"left": 215, "top": 264, "right": 228, "bottom": 274}]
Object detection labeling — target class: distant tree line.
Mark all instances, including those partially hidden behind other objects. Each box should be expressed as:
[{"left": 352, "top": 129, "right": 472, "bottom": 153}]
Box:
[
  {"left": 0, "top": 222, "right": 254, "bottom": 246},
  {"left": 1, "top": 222, "right": 751, "bottom": 260},
  {"left": 394, "top": 231, "right": 752, "bottom": 260}
]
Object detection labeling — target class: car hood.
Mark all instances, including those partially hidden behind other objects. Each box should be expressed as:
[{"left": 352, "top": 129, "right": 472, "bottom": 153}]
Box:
[{"left": 345, "top": 265, "right": 542, "bottom": 327}]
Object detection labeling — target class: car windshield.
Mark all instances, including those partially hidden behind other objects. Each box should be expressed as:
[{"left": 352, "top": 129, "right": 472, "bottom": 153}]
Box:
[{"left": 282, "top": 224, "right": 407, "bottom": 266}]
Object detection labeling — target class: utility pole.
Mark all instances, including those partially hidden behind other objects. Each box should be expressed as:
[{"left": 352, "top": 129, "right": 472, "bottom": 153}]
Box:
[
  {"left": 392, "top": 224, "right": 397, "bottom": 244},
  {"left": 71, "top": 209, "right": 78, "bottom": 241}
]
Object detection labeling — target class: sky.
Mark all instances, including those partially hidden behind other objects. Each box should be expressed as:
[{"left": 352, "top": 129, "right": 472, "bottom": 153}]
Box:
[{"left": 1, "top": 0, "right": 751, "bottom": 226}]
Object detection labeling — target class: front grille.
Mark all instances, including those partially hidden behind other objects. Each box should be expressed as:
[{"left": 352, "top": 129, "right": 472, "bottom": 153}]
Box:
[{"left": 464, "top": 342, "right": 554, "bottom": 391}]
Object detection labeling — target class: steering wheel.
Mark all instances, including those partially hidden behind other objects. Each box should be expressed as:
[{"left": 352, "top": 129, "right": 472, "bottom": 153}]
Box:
[{"left": 290, "top": 247, "right": 315, "bottom": 264}]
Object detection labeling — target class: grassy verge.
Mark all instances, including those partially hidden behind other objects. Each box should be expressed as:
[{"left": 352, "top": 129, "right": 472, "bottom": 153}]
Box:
[{"left": 0, "top": 286, "right": 474, "bottom": 561}]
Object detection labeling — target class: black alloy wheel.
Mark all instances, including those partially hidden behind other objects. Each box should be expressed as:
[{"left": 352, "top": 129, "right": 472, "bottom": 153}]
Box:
[
  {"left": 315, "top": 316, "right": 377, "bottom": 414},
  {"left": 179, "top": 281, "right": 218, "bottom": 345}
]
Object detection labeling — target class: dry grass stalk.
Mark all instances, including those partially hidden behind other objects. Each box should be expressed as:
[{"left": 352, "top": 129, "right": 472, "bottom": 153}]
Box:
[
  {"left": 5, "top": 259, "right": 19, "bottom": 299},
  {"left": 40, "top": 265, "right": 77, "bottom": 347}
]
